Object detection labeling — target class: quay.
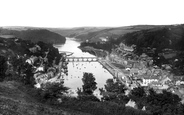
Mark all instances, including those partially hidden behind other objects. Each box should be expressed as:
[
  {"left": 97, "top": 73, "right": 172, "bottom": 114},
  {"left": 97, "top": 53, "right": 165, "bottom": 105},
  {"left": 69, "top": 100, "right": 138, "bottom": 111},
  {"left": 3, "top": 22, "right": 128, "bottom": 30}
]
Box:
[{"left": 98, "top": 59, "right": 130, "bottom": 87}]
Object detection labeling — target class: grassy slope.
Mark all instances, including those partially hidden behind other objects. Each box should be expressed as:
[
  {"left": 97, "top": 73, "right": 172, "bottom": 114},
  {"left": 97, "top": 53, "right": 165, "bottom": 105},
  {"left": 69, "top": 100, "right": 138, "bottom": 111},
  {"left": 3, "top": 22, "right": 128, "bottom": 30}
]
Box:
[{"left": 0, "top": 81, "right": 90, "bottom": 115}]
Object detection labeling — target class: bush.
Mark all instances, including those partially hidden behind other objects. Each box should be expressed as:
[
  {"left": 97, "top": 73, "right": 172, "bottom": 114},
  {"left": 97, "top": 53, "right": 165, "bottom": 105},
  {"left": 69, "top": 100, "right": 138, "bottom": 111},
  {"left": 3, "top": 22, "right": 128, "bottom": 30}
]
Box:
[{"left": 40, "top": 82, "right": 69, "bottom": 103}]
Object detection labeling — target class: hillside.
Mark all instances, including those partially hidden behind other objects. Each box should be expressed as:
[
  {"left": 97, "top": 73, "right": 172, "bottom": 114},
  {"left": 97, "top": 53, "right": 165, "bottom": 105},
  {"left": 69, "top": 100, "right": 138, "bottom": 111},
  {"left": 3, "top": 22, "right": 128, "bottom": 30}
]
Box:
[
  {"left": 0, "top": 25, "right": 163, "bottom": 43},
  {"left": 79, "top": 24, "right": 184, "bottom": 75},
  {"left": 76, "top": 25, "right": 159, "bottom": 41},
  {"left": 47, "top": 25, "right": 163, "bottom": 43},
  {"left": 0, "top": 27, "right": 66, "bottom": 44},
  {"left": 119, "top": 24, "right": 184, "bottom": 52},
  {"left": 47, "top": 27, "right": 108, "bottom": 39},
  {"left": 0, "top": 36, "right": 89, "bottom": 115},
  {"left": 0, "top": 81, "right": 88, "bottom": 115}
]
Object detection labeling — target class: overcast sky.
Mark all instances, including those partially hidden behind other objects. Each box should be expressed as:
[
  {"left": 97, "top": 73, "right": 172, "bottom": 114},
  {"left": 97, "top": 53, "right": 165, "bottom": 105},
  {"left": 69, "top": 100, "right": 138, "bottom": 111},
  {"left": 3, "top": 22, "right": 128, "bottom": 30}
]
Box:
[{"left": 0, "top": 0, "right": 183, "bottom": 28}]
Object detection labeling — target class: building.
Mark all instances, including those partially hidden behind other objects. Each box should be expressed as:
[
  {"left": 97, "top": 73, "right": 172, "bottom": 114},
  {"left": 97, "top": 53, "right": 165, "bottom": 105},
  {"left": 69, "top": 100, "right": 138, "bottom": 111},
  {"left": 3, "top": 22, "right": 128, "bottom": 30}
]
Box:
[
  {"left": 130, "top": 68, "right": 139, "bottom": 75},
  {"left": 99, "top": 37, "right": 108, "bottom": 42},
  {"left": 119, "top": 43, "right": 134, "bottom": 52},
  {"left": 140, "top": 75, "right": 159, "bottom": 86},
  {"left": 162, "top": 52, "right": 177, "bottom": 59},
  {"left": 142, "top": 78, "right": 158, "bottom": 86}
]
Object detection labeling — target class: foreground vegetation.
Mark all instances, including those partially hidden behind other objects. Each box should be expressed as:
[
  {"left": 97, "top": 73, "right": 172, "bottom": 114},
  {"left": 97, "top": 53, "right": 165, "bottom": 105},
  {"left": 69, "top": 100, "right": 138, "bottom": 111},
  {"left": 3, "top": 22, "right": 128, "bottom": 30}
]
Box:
[
  {"left": 0, "top": 36, "right": 184, "bottom": 115},
  {"left": 0, "top": 37, "right": 150, "bottom": 115}
]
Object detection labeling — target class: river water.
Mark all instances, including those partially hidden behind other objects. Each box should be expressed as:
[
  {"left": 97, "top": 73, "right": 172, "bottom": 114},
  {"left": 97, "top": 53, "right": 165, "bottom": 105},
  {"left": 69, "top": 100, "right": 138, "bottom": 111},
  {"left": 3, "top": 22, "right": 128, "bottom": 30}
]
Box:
[{"left": 54, "top": 38, "right": 113, "bottom": 96}]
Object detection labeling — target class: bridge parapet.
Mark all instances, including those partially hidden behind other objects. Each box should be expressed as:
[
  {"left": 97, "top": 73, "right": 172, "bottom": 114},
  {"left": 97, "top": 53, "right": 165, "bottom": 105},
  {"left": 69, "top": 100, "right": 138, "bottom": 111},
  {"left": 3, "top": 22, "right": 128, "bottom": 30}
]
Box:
[{"left": 65, "top": 57, "right": 98, "bottom": 62}]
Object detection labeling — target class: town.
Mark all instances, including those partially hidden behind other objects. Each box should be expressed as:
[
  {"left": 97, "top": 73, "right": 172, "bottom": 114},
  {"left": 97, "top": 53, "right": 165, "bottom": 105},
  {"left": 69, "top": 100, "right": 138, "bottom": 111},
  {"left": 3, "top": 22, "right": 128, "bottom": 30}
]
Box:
[{"left": 95, "top": 42, "right": 184, "bottom": 103}]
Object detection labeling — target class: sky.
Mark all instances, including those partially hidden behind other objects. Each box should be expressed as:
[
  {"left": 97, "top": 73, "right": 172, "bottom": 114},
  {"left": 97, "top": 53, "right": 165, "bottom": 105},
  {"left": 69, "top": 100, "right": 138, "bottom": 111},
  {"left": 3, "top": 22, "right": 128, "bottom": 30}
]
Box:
[{"left": 0, "top": 0, "right": 184, "bottom": 28}]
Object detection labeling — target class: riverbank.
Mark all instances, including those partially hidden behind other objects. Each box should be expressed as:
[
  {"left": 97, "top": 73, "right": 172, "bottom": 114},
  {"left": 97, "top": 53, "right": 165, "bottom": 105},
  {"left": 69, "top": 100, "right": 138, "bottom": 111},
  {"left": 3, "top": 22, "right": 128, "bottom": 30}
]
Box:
[
  {"left": 54, "top": 38, "right": 114, "bottom": 96},
  {"left": 78, "top": 45, "right": 108, "bottom": 57}
]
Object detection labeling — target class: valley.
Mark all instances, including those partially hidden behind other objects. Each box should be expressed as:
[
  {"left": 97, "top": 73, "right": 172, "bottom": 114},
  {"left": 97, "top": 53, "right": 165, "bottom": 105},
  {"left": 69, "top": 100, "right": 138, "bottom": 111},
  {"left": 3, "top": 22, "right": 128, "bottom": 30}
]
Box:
[{"left": 1, "top": 24, "right": 184, "bottom": 115}]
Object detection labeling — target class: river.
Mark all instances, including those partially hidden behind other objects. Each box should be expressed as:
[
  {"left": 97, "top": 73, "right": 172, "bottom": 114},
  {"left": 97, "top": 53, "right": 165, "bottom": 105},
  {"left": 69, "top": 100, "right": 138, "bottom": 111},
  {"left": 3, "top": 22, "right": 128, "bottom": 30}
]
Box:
[{"left": 54, "top": 38, "right": 113, "bottom": 96}]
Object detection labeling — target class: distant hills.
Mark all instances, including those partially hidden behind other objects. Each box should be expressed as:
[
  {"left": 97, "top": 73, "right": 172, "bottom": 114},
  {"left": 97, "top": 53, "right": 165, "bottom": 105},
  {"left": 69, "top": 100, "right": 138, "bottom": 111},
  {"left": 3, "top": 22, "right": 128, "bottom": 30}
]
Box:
[
  {"left": 47, "top": 27, "right": 108, "bottom": 40},
  {"left": 1, "top": 24, "right": 184, "bottom": 50},
  {"left": 53, "top": 24, "right": 184, "bottom": 53},
  {"left": 48, "top": 25, "right": 165, "bottom": 42},
  {"left": 0, "top": 27, "right": 66, "bottom": 44}
]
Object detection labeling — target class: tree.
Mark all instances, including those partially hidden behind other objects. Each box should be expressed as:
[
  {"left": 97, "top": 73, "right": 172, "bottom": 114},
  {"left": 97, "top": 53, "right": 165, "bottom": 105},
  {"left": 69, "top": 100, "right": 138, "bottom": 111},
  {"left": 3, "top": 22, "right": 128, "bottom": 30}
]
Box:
[
  {"left": 81, "top": 72, "right": 97, "bottom": 95},
  {"left": 41, "top": 82, "right": 69, "bottom": 103},
  {"left": 105, "top": 79, "right": 126, "bottom": 94},
  {"left": 77, "top": 72, "right": 99, "bottom": 102},
  {"left": 100, "top": 78, "right": 128, "bottom": 104},
  {"left": 129, "top": 87, "right": 147, "bottom": 109},
  {"left": 146, "top": 89, "right": 182, "bottom": 115},
  {"left": 0, "top": 55, "right": 7, "bottom": 81}
]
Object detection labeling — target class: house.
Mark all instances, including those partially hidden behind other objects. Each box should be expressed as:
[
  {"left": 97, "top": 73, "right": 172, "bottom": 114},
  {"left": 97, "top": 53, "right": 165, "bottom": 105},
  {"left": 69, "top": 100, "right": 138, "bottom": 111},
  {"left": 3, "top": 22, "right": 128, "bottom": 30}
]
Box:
[
  {"left": 138, "top": 68, "right": 147, "bottom": 75},
  {"left": 162, "top": 52, "right": 177, "bottom": 59},
  {"left": 149, "top": 81, "right": 162, "bottom": 87},
  {"left": 34, "top": 66, "right": 45, "bottom": 73},
  {"left": 99, "top": 37, "right": 108, "bottom": 42},
  {"left": 160, "top": 77, "right": 172, "bottom": 84},
  {"left": 152, "top": 69, "right": 162, "bottom": 76},
  {"left": 126, "top": 60, "right": 137, "bottom": 68},
  {"left": 125, "top": 100, "right": 136, "bottom": 108},
  {"left": 176, "top": 81, "right": 184, "bottom": 85},
  {"left": 141, "top": 75, "right": 159, "bottom": 86},
  {"left": 26, "top": 56, "right": 38, "bottom": 65},
  {"left": 29, "top": 44, "right": 41, "bottom": 53},
  {"left": 119, "top": 43, "right": 134, "bottom": 52},
  {"left": 133, "top": 62, "right": 141, "bottom": 68},
  {"left": 142, "top": 78, "right": 158, "bottom": 86},
  {"left": 130, "top": 68, "right": 139, "bottom": 75}
]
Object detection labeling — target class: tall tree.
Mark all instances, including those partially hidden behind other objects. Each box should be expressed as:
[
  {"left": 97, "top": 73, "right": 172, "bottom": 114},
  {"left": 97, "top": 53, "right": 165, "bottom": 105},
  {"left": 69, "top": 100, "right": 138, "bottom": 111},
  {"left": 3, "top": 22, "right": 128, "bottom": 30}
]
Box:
[
  {"left": 100, "top": 78, "right": 128, "bottom": 104},
  {"left": 81, "top": 72, "right": 97, "bottom": 95}
]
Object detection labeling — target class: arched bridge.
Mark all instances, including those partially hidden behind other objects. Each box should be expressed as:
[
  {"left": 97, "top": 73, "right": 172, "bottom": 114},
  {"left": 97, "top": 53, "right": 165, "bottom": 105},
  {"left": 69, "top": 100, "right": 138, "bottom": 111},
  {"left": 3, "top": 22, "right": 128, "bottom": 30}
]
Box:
[{"left": 66, "top": 57, "right": 99, "bottom": 62}]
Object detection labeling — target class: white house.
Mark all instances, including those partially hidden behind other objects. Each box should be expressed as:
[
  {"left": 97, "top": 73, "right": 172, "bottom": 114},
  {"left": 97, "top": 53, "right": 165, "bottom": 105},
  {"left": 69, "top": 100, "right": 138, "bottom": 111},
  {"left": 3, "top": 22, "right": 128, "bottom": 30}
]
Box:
[
  {"left": 176, "top": 81, "right": 184, "bottom": 85},
  {"left": 141, "top": 78, "right": 158, "bottom": 86},
  {"left": 125, "top": 100, "right": 136, "bottom": 108}
]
